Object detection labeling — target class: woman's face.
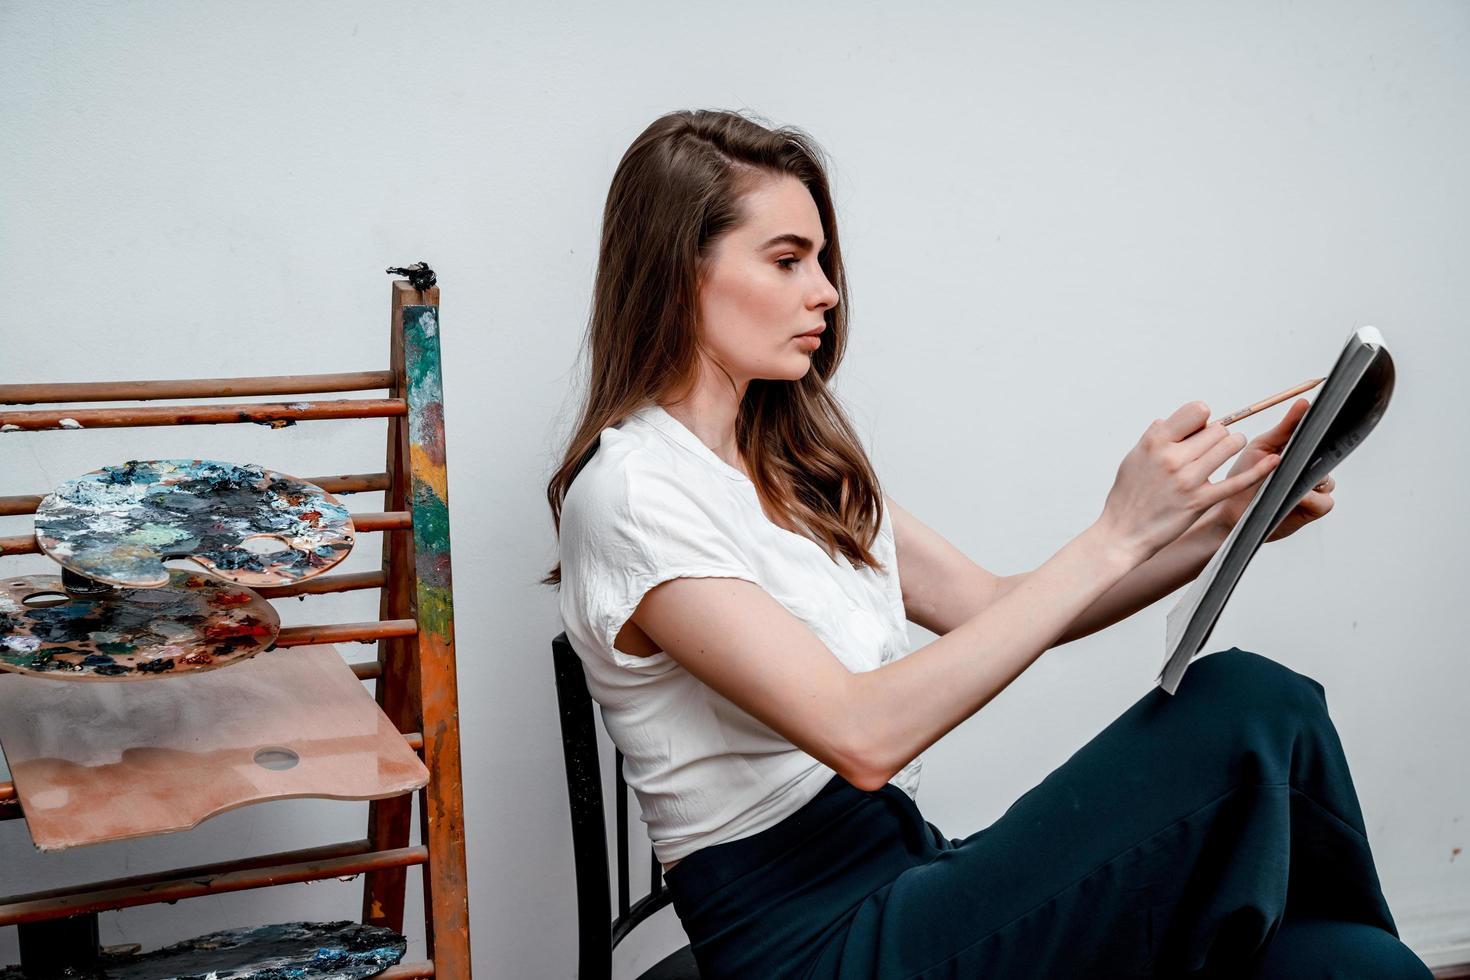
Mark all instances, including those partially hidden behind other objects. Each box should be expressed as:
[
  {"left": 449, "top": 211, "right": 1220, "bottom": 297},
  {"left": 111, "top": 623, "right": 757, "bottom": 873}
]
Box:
[{"left": 696, "top": 173, "right": 840, "bottom": 387}]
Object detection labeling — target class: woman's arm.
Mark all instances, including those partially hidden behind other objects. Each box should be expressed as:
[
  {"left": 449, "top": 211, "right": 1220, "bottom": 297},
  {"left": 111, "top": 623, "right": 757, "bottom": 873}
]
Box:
[
  {"left": 630, "top": 517, "right": 1144, "bottom": 792},
  {"left": 894, "top": 463, "right": 1335, "bottom": 649},
  {"left": 1051, "top": 509, "right": 1227, "bottom": 645},
  {"left": 883, "top": 495, "right": 1020, "bottom": 637},
  {"left": 975, "top": 400, "right": 1335, "bottom": 644},
  {"left": 887, "top": 493, "right": 1230, "bottom": 646}
]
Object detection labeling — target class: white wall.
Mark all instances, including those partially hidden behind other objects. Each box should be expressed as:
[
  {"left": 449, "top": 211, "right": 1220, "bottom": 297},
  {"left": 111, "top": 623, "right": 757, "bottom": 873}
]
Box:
[{"left": 2, "top": 0, "right": 1466, "bottom": 974}]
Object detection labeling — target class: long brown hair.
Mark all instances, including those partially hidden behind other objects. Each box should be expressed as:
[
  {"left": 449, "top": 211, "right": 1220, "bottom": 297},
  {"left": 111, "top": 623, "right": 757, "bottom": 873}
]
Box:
[{"left": 542, "top": 109, "right": 885, "bottom": 587}]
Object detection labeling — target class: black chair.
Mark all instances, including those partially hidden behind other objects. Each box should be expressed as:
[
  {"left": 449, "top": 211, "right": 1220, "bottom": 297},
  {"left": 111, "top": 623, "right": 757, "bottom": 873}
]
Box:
[{"left": 552, "top": 631, "right": 701, "bottom": 979}]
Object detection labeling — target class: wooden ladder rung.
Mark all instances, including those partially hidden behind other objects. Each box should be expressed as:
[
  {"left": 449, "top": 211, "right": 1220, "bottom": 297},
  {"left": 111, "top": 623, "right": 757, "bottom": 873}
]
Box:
[
  {"left": 0, "top": 534, "right": 37, "bottom": 554},
  {"left": 0, "top": 841, "right": 428, "bottom": 925},
  {"left": 356, "top": 511, "right": 413, "bottom": 532},
  {"left": 256, "top": 569, "right": 387, "bottom": 599},
  {"left": 276, "top": 619, "right": 417, "bottom": 646},
  {"left": 0, "top": 371, "right": 397, "bottom": 405},
  {"left": 0, "top": 398, "right": 406, "bottom": 431},
  {"left": 378, "top": 962, "right": 435, "bottom": 978},
  {"left": 352, "top": 660, "right": 383, "bottom": 680}
]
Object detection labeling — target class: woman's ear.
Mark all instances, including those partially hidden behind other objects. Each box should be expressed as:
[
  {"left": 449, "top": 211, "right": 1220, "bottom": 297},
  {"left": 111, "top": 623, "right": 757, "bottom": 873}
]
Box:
[{"left": 692, "top": 251, "right": 714, "bottom": 289}]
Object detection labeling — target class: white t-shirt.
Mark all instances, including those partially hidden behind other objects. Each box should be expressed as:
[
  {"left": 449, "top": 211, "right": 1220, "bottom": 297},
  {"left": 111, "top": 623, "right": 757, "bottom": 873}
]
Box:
[{"left": 557, "top": 401, "right": 921, "bottom": 865}]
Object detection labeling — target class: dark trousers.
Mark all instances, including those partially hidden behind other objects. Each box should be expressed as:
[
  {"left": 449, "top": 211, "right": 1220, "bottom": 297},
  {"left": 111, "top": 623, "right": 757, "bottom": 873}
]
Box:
[{"left": 664, "top": 648, "right": 1432, "bottom": 979}]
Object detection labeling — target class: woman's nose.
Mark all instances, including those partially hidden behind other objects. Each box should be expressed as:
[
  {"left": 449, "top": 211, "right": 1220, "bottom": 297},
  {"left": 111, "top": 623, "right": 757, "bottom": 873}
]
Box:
[{"left": 810, "top": 269, "right": 839, "bottom": 310}]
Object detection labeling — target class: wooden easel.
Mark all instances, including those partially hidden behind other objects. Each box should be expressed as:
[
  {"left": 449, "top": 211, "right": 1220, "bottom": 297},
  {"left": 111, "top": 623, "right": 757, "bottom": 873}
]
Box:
[{"left": 0, "top": 278, "right": 471, "bottom": 977}]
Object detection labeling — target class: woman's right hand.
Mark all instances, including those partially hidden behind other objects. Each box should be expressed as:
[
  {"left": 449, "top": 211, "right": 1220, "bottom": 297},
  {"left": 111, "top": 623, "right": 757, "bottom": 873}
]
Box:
[{"left": 1097, "top": 400, "right": 1282, "bottom": 561}]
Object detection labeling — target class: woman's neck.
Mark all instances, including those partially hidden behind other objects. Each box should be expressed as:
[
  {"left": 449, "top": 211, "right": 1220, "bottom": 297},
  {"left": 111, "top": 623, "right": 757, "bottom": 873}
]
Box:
[{"left": 659, "top": 373, "right": 747, "bottom": 475}]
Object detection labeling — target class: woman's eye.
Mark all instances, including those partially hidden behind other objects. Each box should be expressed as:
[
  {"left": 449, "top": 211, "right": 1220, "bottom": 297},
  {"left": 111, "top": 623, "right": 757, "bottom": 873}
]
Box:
[{"left": 776, "top": 257, "right": 799, "bottom": 270}]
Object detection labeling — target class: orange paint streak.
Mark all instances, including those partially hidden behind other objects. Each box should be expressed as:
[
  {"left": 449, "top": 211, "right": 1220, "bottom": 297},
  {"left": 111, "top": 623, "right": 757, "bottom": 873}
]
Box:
[{"left": 409, "top": 443, "right": 448, "bottom": 500}]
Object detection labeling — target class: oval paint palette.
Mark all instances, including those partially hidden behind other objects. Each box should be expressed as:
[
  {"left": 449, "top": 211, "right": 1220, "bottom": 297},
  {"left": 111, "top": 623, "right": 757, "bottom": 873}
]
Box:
[
  {"left": 0, "top": 920, "right": 406, "bottom": 979},
  {"left": 0, "top": 571, "right": 280, "bottom": 679},
  {"left": 34, "top": 459, "right": 355, "bottom": 588}
]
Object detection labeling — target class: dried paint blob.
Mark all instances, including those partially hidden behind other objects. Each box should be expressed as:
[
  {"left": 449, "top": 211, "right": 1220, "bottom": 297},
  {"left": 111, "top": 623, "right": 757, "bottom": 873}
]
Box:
[
  {"left": 34, "top": 459, "right": 355, "bottom": 588},
  {"left": 0, "top": 571, "right": 279, "bottom": 680},
  {"left": 0, "top": 920, "right": 406, "bottom": 979}
]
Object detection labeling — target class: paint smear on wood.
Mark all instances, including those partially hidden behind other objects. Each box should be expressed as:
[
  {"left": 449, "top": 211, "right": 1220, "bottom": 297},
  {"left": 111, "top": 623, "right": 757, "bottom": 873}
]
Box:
[{"left": 404, "top": 306, "right": 456, "bottom": 642}]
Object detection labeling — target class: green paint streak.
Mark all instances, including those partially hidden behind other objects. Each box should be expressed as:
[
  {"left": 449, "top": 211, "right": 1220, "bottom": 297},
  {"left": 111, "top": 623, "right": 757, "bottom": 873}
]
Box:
[
  {"left": 410, "top": 481, "right": 451, "bottom": 556},
  {"left": 96, "top": 641, "right": 135, "bottom": 656},
  {"left": 402, "top": 308, "right": 445, "bottom": 447},
  {"left": 403, "top": 307, "right": 441, "bottom": 404},
  {"left": 415, "top": 583, "right": 454, "bottom": 642}
]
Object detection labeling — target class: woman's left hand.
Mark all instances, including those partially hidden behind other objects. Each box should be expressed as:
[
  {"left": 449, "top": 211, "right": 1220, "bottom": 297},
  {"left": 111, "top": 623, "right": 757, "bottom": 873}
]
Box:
[{"left": 1202, "top": 397, "right": 1336, "bottom": 543}]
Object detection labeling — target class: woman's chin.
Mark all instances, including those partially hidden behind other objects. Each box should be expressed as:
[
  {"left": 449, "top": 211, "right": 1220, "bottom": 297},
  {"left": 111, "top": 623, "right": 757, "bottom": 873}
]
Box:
[
  {"left": 782, "top": 355, "right": 816, "bottom": 380},
  {"left": 747, "top": 356, "right": 815, "bottom": 383}
]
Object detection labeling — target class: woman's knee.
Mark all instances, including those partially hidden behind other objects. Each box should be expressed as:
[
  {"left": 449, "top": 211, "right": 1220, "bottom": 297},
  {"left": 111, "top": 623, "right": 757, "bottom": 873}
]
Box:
[
  {"left": 1247, "top": 917, "right": 1433, "bottom": 979},
  {"left": 1186, "top": 647, "right": 1328, "bottom": 719}
]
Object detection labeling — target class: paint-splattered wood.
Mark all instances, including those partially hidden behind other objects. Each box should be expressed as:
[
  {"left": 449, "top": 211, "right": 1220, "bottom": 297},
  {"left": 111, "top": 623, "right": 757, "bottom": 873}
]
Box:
[
  {"left": 0, "top": 644, "right": 428, "bottom": 851},
  {"left": 34, "top": 459, "right": 355, "bottom": 588},
  {"left": 400, "top": 297, "right": 473, "bottom": 972},
  {"left": 0, "top": 571, "right": 278, "bottom": 679},
  {"left": 362, "top": 285, "right": 472, "bottom": 978},
  {"left": 0, "top": 920, "right": 406, "bottom": 979}
]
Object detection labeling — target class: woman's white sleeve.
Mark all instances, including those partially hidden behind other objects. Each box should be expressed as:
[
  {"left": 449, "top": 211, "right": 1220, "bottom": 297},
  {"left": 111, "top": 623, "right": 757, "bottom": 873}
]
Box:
[{"left": 559, "top": 463, "right": 760, "bottom": 672}]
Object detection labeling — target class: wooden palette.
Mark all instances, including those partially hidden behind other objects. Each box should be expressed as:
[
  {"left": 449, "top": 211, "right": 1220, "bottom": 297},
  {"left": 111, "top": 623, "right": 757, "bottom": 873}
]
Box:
[
  {"left": 34, "top": 459, "right": 355, "bottom": 588},
  {"left": 0, "top": 644, "right": 429, "bottom": 851},
  {"left": 0, "top": 571, "right": 279, "bottom": 679}
]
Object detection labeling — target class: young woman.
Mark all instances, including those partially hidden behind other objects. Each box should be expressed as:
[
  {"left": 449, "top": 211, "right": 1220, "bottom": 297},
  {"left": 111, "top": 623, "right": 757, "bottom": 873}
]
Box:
[{"left": 543, "top": 110, "right": 1429, "bottom": 979}]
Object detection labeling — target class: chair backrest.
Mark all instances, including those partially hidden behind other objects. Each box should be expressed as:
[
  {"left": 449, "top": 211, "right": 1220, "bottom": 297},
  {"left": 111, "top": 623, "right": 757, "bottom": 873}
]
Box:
[{"left": 552, "top": 631, "right": 672, "bottom": 979}]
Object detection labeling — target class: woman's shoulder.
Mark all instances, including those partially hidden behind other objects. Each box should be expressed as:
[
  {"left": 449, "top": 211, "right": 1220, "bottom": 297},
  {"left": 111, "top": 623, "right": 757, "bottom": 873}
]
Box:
[{"left": 562, "top": 422, "right": 724, "bottom": 535}]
